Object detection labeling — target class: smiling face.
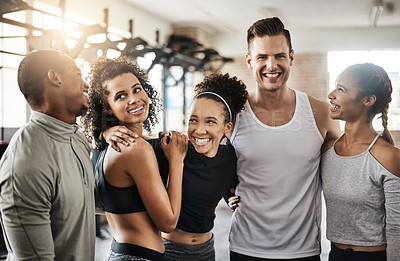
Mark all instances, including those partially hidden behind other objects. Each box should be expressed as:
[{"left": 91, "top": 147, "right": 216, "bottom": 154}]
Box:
[
  {"left": 246, "top": 34, "right": 293, "bottom": 93},
  {"left": 328, "top": 70, "right": 366, "bottom": 122},
  {"left": 105, "top": 72, "right": 149, "bottom": 130},
  {"left": 188, "top": 98, "right": 232, "bottom": 158}
]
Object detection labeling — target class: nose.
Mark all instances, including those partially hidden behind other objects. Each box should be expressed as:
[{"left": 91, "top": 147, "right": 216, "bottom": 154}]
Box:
[
  {"left": 266, "top": 57, "right": 277, "bottom": 71},
  {"left": 328, "top": 89, "right": 335, "bottom": 100},
  {"left": 194, "top": 122, "right": 207, "bottom": 135},
  {"left": 128, "top": 94, "right": 138, "bottom": 104}
]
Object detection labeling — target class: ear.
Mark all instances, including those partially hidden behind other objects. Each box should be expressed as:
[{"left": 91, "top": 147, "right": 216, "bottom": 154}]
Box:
[
  {"left": 289, "top": 49, "right": 294, "bottom": 66},
  {"left": 245, "top": 53, "right": 253, "bottom": 70},
  {"left": 47, "top": 69, "right": 62, "bottom": 87},
  {"left": 224, "top": 121, "right": 233, "bottom": 134},
  {"left": 363, "top": 95, "right": 376, "bottom": 107}
]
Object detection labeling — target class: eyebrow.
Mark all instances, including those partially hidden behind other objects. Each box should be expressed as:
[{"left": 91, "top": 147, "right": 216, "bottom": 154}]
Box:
[
  {"left": 256, "top": 52, "right": 287, "bottom": 57},
  {"left": 336, "top": 83, "right": 346, "bottom": 89},
  {"left": 189, "top": 115, "right": 218, "bottom": 120},
  {"left": 205, "top": 116, "right": 218, "bottom": 121},
  {"left": 131, "top": 83, "right": 140, "bottom": 89}
]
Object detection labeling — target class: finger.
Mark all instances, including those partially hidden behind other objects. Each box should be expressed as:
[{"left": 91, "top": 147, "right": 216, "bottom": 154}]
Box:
[
  {"left": 230, "top": 188, "right": 236, "bottom": 194},
  {"left": 113, "top": 137, "right": 130, "bottom": 147},
  {"left": 169, "top": 131, "right": 177, "bottom": 143},
  {"left": 161, "top": 134, "right": 168, "bottom": 147},
  {"left": 119, "top": 133, "right": 136, "bottom": 143},
  {"left": 111, "top": 141, "right": 121, "bottom": 152},
  {"left": 123, "top": 129, "right": 139, "bottom": 139}
]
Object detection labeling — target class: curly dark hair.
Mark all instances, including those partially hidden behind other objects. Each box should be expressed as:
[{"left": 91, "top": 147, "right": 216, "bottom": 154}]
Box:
[
  {"left": 81, "top": 56, "right": 160, "bottom": 139},
  {"left": 194, "top": 73, "right": 248, "bottom": 123}
]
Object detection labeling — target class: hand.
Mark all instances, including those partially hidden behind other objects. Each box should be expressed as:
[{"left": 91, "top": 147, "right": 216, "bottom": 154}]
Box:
[
  {"left": 161, "top": 131, "right": 188, "bottom": 163},
  {"left": 158, "top": 131, "right": 170, "bottom": 143},
  {"left": 228, "top": 193, "right": 240, "bottom": 212},
  {"left": 103, "top": 126, "right": 139, "bottom": 152}
]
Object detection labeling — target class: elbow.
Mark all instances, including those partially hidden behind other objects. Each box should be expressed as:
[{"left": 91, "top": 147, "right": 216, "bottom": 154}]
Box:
[
  {"left": 160, "top": 225, "right": 175, "bottom": 233},
  {"left": 156, "top": 218, "right": 178, "bottom": 233}
]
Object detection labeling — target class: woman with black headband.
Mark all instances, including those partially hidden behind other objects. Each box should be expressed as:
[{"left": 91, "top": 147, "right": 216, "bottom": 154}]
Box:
[{"left": 101, "top": 73, "right": 248, "bottom": 260}]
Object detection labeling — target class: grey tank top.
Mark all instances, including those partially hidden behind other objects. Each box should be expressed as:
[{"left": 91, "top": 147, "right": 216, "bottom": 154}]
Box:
[{"left": 321, "top": 134, "right": 400, "bottom": 261}]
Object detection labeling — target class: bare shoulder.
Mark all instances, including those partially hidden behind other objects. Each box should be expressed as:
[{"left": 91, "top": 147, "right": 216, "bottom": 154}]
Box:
[
  {"left": 307, "top": 95, "right": 341, "bottom": 146},
  {"left": 117, "top": 138, "right": 154, "bottom": 163},
  {"left": 308, "top": 95, "right": 330, "bottom": 116},
  {"left": 371, "top": 139, "right": 400, "bottom": 178}
]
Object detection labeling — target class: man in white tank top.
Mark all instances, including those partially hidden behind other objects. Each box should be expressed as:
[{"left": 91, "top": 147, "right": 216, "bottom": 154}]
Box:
[{"left": 227, "top": 17, "right": 341, "bottom": 261}]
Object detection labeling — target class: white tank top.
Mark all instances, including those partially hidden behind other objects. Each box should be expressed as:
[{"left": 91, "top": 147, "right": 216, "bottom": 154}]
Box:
[{"left": 230, "top": 90, "right": 324, "bottom": 259}]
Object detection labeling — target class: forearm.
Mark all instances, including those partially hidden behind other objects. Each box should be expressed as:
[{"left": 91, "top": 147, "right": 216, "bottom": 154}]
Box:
[
  {"left": 3, "top": 219, "right": 54, "bottom": 260},
  {"left": 384, "top": 176, "right": 400, "bottom": 261},
  {"left": 166, "top": 161, "right": 184, "bottom": 221}
]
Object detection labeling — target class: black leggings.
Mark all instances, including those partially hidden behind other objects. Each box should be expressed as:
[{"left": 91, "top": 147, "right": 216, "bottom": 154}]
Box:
[
  {"left": 230, "top": 251, "right": 320, "bottom": 261},
  {"left": 108, "top": 239, "right": 165, "bottom": 261},
  {"left": 329, "top": 243, "right": 386, "bottom": 261}
]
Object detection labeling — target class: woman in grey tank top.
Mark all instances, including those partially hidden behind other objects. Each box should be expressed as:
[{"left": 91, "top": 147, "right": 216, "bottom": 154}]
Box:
[{"left": 321, "top": 63, "right": 400, "bottom": 261}]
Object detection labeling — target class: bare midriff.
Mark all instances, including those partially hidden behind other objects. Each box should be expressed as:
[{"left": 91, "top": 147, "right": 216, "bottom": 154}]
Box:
[
  {"left": 106, "top": 212, "right": 165, "bottom": 253},
  {"left": 163, "top": 228, "right": 212, "bottom": 245}
]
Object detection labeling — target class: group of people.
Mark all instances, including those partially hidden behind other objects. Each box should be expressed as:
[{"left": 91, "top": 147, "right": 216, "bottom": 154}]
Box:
[{"left": 0, "top": 16, "right": 399, "bottom": 261}]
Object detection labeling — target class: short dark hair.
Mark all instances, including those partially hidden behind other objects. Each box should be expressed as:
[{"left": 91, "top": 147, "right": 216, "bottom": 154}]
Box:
[
  {"left": 17, "top": 49, "right": 65, "bottom": 107},
  {"left": 247, "top": 17, "right": 292, "bottom": 53}
]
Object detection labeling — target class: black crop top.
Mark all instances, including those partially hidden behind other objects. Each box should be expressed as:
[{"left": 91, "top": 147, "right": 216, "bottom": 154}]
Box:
[
  {"left": 95, "top": 139, "right": 168, "bottom": 214},
  {"left": 156, "top": 141, "right": 238, "bottom": 233}
]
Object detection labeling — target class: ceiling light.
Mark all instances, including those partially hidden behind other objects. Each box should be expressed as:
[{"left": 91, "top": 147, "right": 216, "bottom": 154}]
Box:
[{"left": 369, "top": 0, "right": 384, "bottom": 27}]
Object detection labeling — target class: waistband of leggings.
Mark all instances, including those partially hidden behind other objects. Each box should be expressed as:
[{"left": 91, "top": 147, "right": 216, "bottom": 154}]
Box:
[
  {"left": 111, "top": 238, "right": 165, "bottom": 260},
  {"left": 331, "top": 242, "right": 386, "bottom": 253}
]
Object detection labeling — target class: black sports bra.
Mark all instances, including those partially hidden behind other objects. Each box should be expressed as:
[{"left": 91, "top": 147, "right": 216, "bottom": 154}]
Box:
[
  {"left": 94, "top": 139, "right": 168, "bottom": 214},
  {"left": 95, "top": 146, "right": 145, "bottom": 214}
]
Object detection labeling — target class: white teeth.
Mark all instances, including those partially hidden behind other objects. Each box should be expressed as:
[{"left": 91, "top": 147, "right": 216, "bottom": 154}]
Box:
[
  {"left": 264, "top": 73, "right": 279, "bottom": 78},
  {"left": 194, "top": 138, "right": 210, "bottom": 144},
  {"left": 129, "top": 106, "right": 143, "bottom": 113},
  {"left": 331, "top": 104, "right": 340, "bottom": 111}
]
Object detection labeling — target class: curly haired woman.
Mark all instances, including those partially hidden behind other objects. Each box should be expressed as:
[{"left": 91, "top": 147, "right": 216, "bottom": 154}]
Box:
[{"left": 82, "top": 57, "right": 188, "bottom": 261}]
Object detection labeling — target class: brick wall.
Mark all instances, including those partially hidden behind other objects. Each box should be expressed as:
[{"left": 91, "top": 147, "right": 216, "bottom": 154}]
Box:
[
  {"left": 289, "top": 53, "right": 328, "bottom": 101},
  {"left": 220, "top": 57, "right": 256, "bottom": 91}
]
